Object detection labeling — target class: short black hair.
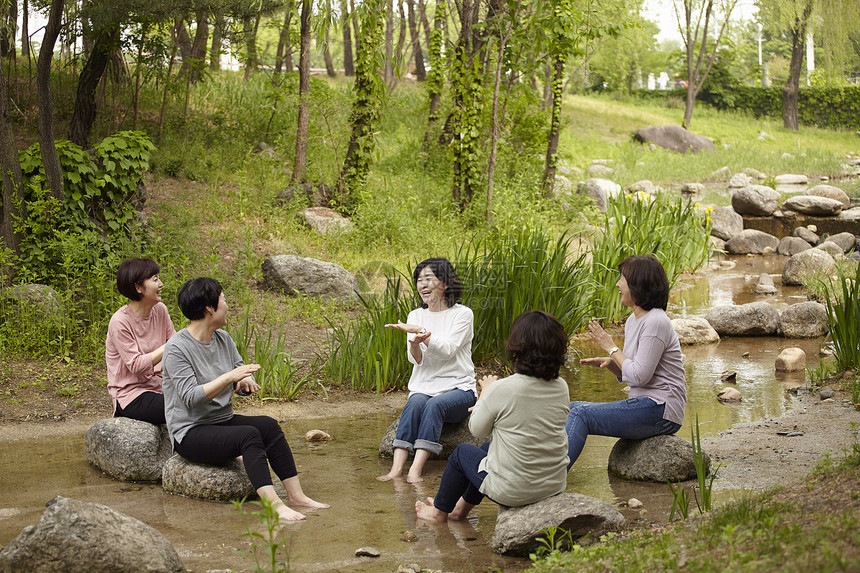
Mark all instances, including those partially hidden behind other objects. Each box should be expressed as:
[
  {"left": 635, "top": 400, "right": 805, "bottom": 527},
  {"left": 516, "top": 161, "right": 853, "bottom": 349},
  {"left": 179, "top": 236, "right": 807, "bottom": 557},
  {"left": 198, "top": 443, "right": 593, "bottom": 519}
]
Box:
[
  {"left": 177, "top": 277, "right": 222, "bottom": 321},
  {"left": 618, "top": 255, "right": 670, "bottom": 311},
  {"left": 116, "top": 258, "right": 160, "bottom": 301},
  {"left": 505, "top": 311, "right": 569, "bottom": 381},
  {"left": 413, "top": 258, "right": 463, "bottom": 308}
]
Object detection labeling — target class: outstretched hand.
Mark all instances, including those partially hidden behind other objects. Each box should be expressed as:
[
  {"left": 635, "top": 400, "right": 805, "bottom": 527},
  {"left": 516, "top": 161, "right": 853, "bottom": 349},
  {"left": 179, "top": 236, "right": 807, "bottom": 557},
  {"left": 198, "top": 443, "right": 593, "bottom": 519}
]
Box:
[
  {"left": 230, "top": 363, "right": 261, "bottom": 383},
  {"left": 235, "top": 376, "right": 261, "bottom": 395},
  {"left": 579, "top": 356, "right": 612, "bottom": 369},
  {"left": 384, "top": 321, "right": 423, "bottom": 334},
  {"left": 587, "top": 320, "right": 616, "bottom": 354}
]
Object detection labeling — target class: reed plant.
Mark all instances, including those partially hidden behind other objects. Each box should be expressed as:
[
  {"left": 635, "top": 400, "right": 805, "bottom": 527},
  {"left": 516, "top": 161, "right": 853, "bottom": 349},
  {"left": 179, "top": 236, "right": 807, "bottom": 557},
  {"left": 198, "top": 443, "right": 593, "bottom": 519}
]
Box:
[
  {"left": 821, "top": 261, "right": 860, "bottom": 372},
  {"left": 589, "top": 192, "right": 711, "bottom": 323},
  {"left": 691, "top": 414, "right": 716, "bottom": 514},
  {"left": 233, "top": 496, "right": 292, "bottom": 573}
]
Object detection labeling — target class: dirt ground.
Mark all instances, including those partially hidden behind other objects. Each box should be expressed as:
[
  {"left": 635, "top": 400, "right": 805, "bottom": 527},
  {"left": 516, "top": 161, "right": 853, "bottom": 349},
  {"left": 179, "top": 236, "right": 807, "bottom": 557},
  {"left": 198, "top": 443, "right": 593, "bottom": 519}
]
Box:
[{"left": 2, "top": 358, "right": 858, "bottom": 494}]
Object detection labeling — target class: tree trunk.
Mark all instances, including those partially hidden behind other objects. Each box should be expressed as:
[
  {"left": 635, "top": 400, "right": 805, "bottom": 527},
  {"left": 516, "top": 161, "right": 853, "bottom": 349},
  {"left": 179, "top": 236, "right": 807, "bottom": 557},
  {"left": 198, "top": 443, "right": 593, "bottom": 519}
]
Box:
[
  {"left": 187, "top": 10, "right": 209, "bottom": 83},
  {"left": 0, "top": 15, "right": 24, "bottom": 258},
  {"left": 174, "top": 19, "right": 193, "bottom": 65},
  {"left": 407, "top": 0, "right": 425, "bottom": 81},
  {"left": 0, "top": 0, "right": 16, "bottom": 58},
  {"left": 37, "top": 0, "right": 64, "bottom": 202},
  {"left": 243, "top": 14, "right": 261, "bottom": 81},
  {"left": 418, "top": 0, "right": 431, "bottom": 50},
  {"left": 384, "top": 0, "right": 394, "bottom": 84},
  {"left": 542, "top": 56, "right": 564, "bottom": 197},
  {"left": 393, "top": 0, "right": 407, "bottom": 83},
  {"left": 210, "top": 10, "right": 224, "bottom": 71},
  {"left": 68, "top": 25, "right": 120, "bottom": 149},
  {"left": 275, "top": 4, "right": 294, "bottom": 76},
  {"left": 341, "top": 0, "right": 354, "bottom": 76},
  {"left": 22, "top": 0, "right": 30, "bottom": 61},
  {"left": 425, "top": 0, "right": 445, "bottom": 129},
  {"left": 323, "top": 0, "right": 337, "bottom": 77},
  {"left": 451, "top": 0, "right": 474, "bottom": 208},
  {"left": 291, "top": 0, "right": 312, "bottom": 184},
  {"left": 487, "top": 17, "right": 514, "bottom": 224},
  {"left": 783, "top": 0, "right": 814, "bottom": 131}
]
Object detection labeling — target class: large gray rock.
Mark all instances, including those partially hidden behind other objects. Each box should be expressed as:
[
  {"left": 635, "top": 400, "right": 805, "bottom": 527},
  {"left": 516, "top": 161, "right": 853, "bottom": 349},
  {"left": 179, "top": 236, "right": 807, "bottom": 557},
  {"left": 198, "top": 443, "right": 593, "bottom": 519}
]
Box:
[
  {"left": 753, "top": 273, "right": 778, "bottom": 295},
  {"left": 161, "top": 455, "right": 256, "bottom": 501},
  {"left": 632, "top": 125, "right": 716, "bottom": 154},
  {"left": 826, "top": 232, "right": 857, "bottom": 253},
  {"left": 379, "top": 417, "right": 483, "bottom": 459},
  {"left": 670, "top": 317, "right": 719, "bottom": 345},
  {"left": 576, "top": 178, "right": 621, "bottom": 212},
  {"left": 782, "top": 249, "right": 837, "bottom": 286},
  {"left": 705, "top": 302, "right": 780, "bottom": 336},
  {"left": 816, "top": 241, "right": 845, "bottom": 258},
  {"left": 728, "top": 173, "right": 752, "bottom": 188},
  {"left": 731, "top": 185, "right": 781, "bottom": 216},
  {"left": 779, "top": 301, "right": 828, "bottom": 338},
  {"left": 298, "top": 207, "right": 354, "bottom": 235},
  {"left": 775, "top": 174, "right": 808, "bottom": 185},
  {"left": 710, "top": 206, "right": 743, "bottom": 241},
  {"left": 807, "top": 184, "right": 850, "bottom": 208},
  {"left": 85, "top": 418, "right": 172, "bottom": 482},
  {"left": 794, "top": 226, "right": 820, "bottom": 245},
  {"left": 262, "top": 255, "right": 358, "bottom": 301},
  {"left": 587, "top": 164, "right": 614, "bottom": 178},
  {"left": 725, "top": 229, "right": 779, "bottom": 255},
  {"left": 608, "top": 435, "right": 709, "bottom": 482},
  {"left": 781, "top": 195, "right": 843, "bottom": 216},
  {"left": 491, "top": 493, "right": 625, "bottom": 556},
  {"left": 0, "top": 496, "right": 184, "bottom": 573},
  {"left": 627, "top": 180, "right": 656, "bottom": 195},
  {"left": 777, "top": 236, "right": 812, "bottom": 257},
  {"left": 2, "top": 284, "right": 64, "bottom": 315}
]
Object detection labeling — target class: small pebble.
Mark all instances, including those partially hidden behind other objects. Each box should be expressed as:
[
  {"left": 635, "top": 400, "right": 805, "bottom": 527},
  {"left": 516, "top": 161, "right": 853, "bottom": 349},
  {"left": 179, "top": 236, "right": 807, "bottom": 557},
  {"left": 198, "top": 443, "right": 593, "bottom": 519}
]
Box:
[
  {"left": 400, "top": 530, "right": 418, "bottom": 542},
  {"left": 742, "top": 352, "right": 750, "bottom": 358},
  {"left": 628, "top": 498, "right": 644, "bottom": 509},
  {"left": 819, "top": 389, "right": 835, "bottom": 400},
  {"left": 305, "top": 430, "right": 332, "bottom": 442},
  {"left": 355, "top": 546, "right": 381, "bottom": 557}
]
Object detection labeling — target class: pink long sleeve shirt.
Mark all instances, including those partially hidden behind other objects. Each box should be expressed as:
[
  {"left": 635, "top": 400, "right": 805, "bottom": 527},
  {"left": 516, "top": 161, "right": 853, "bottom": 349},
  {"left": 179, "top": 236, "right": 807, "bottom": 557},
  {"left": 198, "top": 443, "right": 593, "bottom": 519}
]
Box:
[{"left": 105, "top": 302, "right": 176, "bottom": 413}]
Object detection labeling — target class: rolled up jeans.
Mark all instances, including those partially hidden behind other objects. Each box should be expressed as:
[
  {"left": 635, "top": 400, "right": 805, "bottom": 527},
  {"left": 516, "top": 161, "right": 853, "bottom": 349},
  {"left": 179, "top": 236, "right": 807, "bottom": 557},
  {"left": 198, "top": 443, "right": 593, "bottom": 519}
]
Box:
[
  {"left": 393, "top": 388, "right": 476, "bottom": 455},
  {"left": 565, "top": 398, "right": 681, "bottom": 471}
]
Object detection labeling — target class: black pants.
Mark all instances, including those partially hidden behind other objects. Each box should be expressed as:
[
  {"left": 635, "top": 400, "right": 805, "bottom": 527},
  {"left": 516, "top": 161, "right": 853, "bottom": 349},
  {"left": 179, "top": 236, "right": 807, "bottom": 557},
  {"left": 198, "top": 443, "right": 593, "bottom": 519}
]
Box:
[
  {"left": 115, "top": 391, "right": 165, "bottom": 425},
  {"left": 174, "top": 414, "right": 297, "bottom": 490}
]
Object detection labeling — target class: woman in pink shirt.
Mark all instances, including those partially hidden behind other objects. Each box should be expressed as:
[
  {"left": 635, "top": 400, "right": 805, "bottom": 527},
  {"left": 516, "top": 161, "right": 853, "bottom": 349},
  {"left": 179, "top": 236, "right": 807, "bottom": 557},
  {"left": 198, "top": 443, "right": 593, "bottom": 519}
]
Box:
[{"left": 105, "top": 258, "right": 176, "bottom": 424}]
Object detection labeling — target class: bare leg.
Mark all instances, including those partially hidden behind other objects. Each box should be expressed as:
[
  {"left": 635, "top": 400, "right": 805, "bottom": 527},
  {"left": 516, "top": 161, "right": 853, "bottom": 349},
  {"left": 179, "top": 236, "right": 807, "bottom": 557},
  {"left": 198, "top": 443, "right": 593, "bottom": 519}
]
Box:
[
  {"left": 281, "top": 475, "right": 329, "bottom": 509},
  {"left": 448, "top": 497, "right": 476, "bottom": 521},
  {"left": 406, "top": 449, "right": 432, "bottom": 483},
  {"left": 377, "top": 447, "right": 410, "bottom": 481},
  {"left": 415, "top": 496, "right": 447, "bottom": 523},
  {"left": 257, "top": 485, "right": 306, "bottom": 522}
]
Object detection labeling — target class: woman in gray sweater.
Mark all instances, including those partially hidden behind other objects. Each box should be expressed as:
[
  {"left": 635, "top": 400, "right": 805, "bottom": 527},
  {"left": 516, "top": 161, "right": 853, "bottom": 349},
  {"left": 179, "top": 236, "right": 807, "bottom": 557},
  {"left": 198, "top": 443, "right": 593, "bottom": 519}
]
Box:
[
  {"left": 162, "top": 277, "right": 328, "bottom": 522},
  {"left": 567, "top": 254, "right": 686, "bottom": 470},
  {"left": 415, "top": 311, "right": 570, "bottom": 523}
]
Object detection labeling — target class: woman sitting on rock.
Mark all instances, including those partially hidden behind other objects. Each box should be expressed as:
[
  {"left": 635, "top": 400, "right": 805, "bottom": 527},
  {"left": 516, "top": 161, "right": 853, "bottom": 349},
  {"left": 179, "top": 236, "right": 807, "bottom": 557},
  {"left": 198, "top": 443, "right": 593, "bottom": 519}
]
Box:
[
  {"left": 415, "top": 311, "right": 570, "bottom": 523},
  {"left": 105, "top": 258, "right": 175, "bottom": 425},
  {"left": 162, "top": 277, "right": 328, "bottom": 522},
  {"left": 377, "top": 258, "right": 476, "bottom": 484},
  {"left": 568, "top": 254, "right": 686, "bottom": 470}
]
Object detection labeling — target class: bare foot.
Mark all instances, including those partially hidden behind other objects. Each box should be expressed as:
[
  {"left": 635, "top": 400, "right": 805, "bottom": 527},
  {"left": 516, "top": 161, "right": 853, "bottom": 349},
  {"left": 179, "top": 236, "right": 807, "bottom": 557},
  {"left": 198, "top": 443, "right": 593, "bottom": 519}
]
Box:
[
  {"left": 415, "top": 498, "right": 447, "bottom": 523},
  {"left": 448, "top": 498, "right": 475, "bottom": 521},
  {"left": 274, "top": 504, "right": 307, "bottom": 523},
  {"left": 405, "top": 471, "right": 424, "bottom": 483},
  {"left": 376, "top": 471, "right": 400, "bottom": 482},
  {"left": 289, "top": 495, "right": 330, "bottom": 509}
]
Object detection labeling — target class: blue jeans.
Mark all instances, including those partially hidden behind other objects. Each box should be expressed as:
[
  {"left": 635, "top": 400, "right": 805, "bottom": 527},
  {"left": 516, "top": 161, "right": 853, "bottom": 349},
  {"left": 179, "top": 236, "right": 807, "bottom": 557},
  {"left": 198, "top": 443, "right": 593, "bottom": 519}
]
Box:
[
  {"left": 393, "top": 389, "right": 476, "bottom": 455},
  {"left": 565, "top": 398, "right": 681, "bottom": 471},
  {"left": 434, "top": 442, "right": 490, "bottom": 513}
]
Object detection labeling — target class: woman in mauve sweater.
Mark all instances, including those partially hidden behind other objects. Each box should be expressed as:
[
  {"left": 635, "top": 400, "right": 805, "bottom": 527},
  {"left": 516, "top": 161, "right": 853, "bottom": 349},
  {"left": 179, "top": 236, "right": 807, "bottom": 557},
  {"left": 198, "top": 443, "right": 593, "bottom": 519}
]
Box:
[
  {"left": 567, "top": 254, "right": 686, "bottom": 470},
  {"left": 105, "top": 258, "right": 175, "bottom": 425},
  {"left": 377, "top": 258, "right": 477, "bottom": 484},
  {"left": 414, "top": 310, "right": 570, "bottom": 523}
]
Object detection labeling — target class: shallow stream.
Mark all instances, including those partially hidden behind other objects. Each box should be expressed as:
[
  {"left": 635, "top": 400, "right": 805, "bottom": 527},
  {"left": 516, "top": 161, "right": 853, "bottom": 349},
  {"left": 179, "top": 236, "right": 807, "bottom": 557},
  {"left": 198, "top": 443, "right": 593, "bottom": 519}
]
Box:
[{"left": 0, "top": 255, "right": 824, "bottom": 572}]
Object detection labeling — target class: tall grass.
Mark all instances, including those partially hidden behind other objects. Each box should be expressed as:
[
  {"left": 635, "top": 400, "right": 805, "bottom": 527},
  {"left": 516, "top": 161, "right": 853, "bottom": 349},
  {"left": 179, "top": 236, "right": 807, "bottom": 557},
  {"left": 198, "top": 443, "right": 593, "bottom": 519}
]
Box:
[
  {"left": 822, "top": 261, "right": 860, "bottom": 372},
  {"left": 589, "top": 192, "right": 711, "bottom": 323}
]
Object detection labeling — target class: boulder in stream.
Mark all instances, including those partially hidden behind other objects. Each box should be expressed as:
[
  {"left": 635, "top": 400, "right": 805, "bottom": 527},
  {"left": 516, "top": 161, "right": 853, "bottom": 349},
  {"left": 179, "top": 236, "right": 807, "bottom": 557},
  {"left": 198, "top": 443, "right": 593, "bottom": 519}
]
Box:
[
  {"left": 85, "top": 418, "right": 172, "bottom": 482},
  {"left": 161, "top": 455, "right": 256, "bottom": 502},
  {"left": 782, "top": 249, "right": 836, "bottom": 286},
  {"left": 0, "top": 496, "right": 184, "bottom": 573},
  {"left": 608, "top": 435, "right": 707, "bottom": 482},
  {"left": 731, "top": 185, "right": 780, "bottom": 216},
  {"left": 491, "top": 493, "right": 625, "bottom": 556},
  {"left": 779, "top": 301, "right": 827, "bottom": 339},
  {"left": 379, "top": 417, "right": 483, "bottom": 459},
  {"left": 775, "top": 348, "right": 806, "bottom": 372},
  {"left": 705, "top": 302, "right": 780, "bottom": 336},
  {"left": 670, "top": 317, "right": 719, "bottom": 345},
  {"left": 725, "top": 229, "right": 779, "bottom": 255}
]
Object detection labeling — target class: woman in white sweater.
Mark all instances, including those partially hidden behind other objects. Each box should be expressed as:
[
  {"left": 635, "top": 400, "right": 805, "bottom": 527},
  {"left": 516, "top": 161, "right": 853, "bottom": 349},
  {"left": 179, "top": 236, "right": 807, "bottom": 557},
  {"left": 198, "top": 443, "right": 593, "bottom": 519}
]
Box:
[
  {"left": 377, "top": 258, "right": 477, "bottom": 484},
  {"left": 415, "top": 311, "right": 570, "bottom": 523}
]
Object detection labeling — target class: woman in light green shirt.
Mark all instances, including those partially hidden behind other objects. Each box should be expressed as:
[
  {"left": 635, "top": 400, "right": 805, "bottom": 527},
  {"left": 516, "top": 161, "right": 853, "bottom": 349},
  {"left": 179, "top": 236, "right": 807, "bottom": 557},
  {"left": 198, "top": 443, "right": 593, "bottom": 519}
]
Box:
[{"left": 415, "top": 311, "right": 570, "bottom": 523}]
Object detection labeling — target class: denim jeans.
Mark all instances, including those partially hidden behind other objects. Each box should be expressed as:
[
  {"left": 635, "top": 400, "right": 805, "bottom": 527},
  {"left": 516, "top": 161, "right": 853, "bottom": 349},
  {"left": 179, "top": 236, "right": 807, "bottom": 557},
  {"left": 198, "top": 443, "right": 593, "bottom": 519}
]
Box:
[
  {"left": 433, "top": 442, "right": 490, "bottom": 513},
  {"left": 393, "top": 388, "right": 476, "bottom": 455},
  {"left": 565, "top": 398, "right": 681, "bottom": 471}
]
